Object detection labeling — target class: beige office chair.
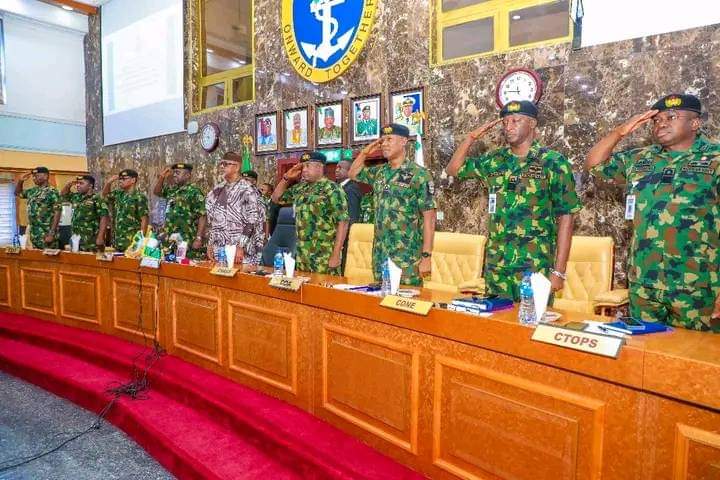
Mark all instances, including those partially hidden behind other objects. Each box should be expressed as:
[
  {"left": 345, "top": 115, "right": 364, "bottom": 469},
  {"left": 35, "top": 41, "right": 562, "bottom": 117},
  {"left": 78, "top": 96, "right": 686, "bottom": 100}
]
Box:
[
  {"left": 343, "top": 223, "right": 375, "bottom": 284},
  {"left": 424, "top": 232, "right": 487, "bottom": 293}
]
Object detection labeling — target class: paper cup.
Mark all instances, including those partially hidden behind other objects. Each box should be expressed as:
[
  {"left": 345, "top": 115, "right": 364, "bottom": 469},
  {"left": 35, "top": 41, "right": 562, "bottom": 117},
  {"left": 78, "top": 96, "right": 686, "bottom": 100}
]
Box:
[{"left": 224, "top": 245, "right": 237, "bottom": 268}]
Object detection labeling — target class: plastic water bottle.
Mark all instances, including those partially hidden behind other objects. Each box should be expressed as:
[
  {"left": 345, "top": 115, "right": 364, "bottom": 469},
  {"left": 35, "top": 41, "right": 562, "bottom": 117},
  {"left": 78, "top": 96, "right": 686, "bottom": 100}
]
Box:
[
  {"left": 518, "top": 271, "right": 536, "bottom": 325},
  {"left": 215, "top": 247, "right": 226, "bottom": 266},
  {"left": 380, "top": 260, "right": 391, "bottom": 296},
  {"left": 273, "top": 250, "right": 285, "bottom": 277},
  {"left": 12, "top": 232, "right": 20, "bottom": 248}
]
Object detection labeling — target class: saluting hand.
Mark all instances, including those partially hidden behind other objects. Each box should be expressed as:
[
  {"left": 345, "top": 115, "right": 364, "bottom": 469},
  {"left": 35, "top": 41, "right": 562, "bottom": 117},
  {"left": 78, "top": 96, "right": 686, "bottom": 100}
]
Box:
[
  {"left": 160, "top": 167, "right": 172, "bottom": 178},
  {"left": 284, "top": 163, "right": 303, "bottom": 182},
  {"left": 361, "top": 138, "right": 383, "bottom": 157},
  {"left": 468, "top": 119, "right": 502, "bottom": 141},
  {"left": 108, "top": 174, "right": 119, "bottom": 184},
  {"left": 615, "top": 110, "right": 658, "bottom": 137},
  {"left": 21, "top": 172, "right": 32, "bottom": 181}
]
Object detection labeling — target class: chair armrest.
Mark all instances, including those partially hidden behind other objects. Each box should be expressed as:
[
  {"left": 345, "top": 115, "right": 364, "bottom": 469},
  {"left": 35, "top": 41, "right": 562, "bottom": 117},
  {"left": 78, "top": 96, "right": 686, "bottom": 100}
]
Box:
[{"left": 593, "top": 289, "right": 629, "bottom": 306}]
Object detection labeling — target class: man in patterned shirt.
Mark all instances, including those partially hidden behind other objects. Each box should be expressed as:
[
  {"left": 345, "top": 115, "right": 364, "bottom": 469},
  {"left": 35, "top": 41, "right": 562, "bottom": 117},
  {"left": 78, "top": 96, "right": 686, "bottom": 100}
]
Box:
[
  {"left": 272, "top": 151, "right": 349, "bottom": 274},
  {"left": 60, "top": 175, "right": 109, "bottom": 252},
  {"left": 205, "top": 152, "right": 266, "bottom": 266},
  {"left": 15, "top": 166, "right": 61, "bottom": 249},
  {"left": 102, "top": 169, "right": 149, "bottom": 252},
  {"left": 153, "top": 163, "right": 206, "bottom": 259},
  {"left": 446, "top": 101, "right": 582, "bottom": 300}
]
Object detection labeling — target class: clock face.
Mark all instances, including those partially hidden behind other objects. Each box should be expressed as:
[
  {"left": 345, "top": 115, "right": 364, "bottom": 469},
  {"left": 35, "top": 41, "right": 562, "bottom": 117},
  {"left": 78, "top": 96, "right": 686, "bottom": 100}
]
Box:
[
  {"left": 200, "top": 123, "right": 219, "bottom": 152},
  {"left": 496, "top": 69, "right": 543, "bottom": 107}
]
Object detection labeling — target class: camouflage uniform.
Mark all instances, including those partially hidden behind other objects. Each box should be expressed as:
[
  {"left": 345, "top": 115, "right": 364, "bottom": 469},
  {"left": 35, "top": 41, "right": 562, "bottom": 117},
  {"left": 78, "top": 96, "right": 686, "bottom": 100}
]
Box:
[
  {"left": 62, "top": 192, "right": 109, "bottom": 252},
  {"left": 592, "top": 135, "right": 720, "bottom": 332},
  {"left": 107, "top": 189, "right": 149, "bottom": 252},
  {"left": 280, "top": 177, "right": 349, "bottom": 274},
  {"left": 356, "top": 161, "right": 436, "bottom": 286},
  {"left": 458, "top": 141, "right": 582, "bottom": 300},
  {"left": 161, "top": 184, "right": 206, "bottom": 259},
  {"left": 21, "top": 185, "right": 61, "bottom": 249},
  {"left": 360, "top": 192, "right": 375, "bottom": 223}
]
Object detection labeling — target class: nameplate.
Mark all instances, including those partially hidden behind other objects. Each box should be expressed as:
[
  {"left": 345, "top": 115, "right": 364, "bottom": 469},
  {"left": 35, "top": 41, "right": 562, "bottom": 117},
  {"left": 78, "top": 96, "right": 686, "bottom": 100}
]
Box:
[
  {"left": 380, "top": 295, "right": 433, "bottom": 316},
  {"left": 43, "top": 249, "right": 61, "bottom": 256},
  {"left": 96, "top": 252, "right": 114, "bottom": 262},
  {"left": 210, "top": 266, "right": 238, "bottom": 277},
  {"left": 139, "top": 257, "right": 160, "bottom": 269},
  {"left": 4, "top": 246, "right": 20, "bottom": 254},
  {"left": 268, "top": 276, "right": 306, "bottom": 291},
  {"left": 531, "top": 324, "right": 623, "bottom": 359}
]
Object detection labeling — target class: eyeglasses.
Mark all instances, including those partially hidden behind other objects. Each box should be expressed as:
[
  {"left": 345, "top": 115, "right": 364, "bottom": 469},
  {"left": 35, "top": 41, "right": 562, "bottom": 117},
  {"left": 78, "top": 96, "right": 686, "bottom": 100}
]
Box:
[
  {"left": 652, "top": 112, "right": 695, "bottom": 126},
  {"left": 219, "top": 161, "right": 239, "bottom": 168}
]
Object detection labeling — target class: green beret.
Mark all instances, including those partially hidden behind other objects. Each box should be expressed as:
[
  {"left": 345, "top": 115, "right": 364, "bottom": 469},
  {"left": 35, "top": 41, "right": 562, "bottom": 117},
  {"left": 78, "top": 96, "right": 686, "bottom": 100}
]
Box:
[
  {"left": 500, "top": 100, "right": 538, "bottom": 119},
  {"left": 171, "top": 163, "right": 193, "bottom": 171},
  {"left": 381, "top": 123, "right": 410, "bottom": 138},
  {"left": 300, "top": 151, "right": 327, "bottom": 164},
  {"left": 652, "top": 94, "right": 702, "bottom": 114}
]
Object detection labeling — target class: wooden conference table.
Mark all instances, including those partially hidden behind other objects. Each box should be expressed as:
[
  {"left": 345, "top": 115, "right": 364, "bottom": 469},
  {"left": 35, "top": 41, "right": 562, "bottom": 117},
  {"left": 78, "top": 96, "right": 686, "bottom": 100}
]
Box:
[{"left": 0, "top": 250, "right": 718, "bottom": 480}]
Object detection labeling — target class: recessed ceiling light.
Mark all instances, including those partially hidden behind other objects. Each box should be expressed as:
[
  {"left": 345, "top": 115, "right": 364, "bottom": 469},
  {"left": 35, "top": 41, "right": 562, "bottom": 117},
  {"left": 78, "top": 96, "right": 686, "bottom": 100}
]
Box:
[
  {"left": 61, "top": 5, "right": 74, "bottom": 10},
  {"left": 512, "top": 14, "right": 521, "bottom": 20}
]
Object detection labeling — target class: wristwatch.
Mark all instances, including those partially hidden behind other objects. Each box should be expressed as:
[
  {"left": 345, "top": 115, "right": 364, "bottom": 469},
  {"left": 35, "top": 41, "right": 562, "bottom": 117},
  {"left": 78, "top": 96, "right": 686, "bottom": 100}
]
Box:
[
  {"left": 551, "top": 270, "right": 567, "bottom": 280},
  {"left": 421, "top": 252, "right": 432, "bottom": 258}
]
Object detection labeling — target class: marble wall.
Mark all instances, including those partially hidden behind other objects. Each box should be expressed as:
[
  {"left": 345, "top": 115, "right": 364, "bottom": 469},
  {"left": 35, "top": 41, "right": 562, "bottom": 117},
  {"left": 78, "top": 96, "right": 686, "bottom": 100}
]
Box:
[{"left": 84, "top": 1, "right": 720, "bottom": 287}]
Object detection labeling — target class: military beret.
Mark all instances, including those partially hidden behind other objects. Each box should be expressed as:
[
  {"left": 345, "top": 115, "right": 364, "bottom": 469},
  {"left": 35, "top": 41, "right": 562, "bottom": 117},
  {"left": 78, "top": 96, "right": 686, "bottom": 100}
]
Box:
[
  {"left": 118, "top": 169, "right": 138, "bottom": 179},
  {"left": 32, "top": 167, "right": 49, "bottom": 174},
  {"left": 76, "top": 175, "right": 95, "bottom": 185},
  {"left": 171, "top": 163, "right": 193, "bottom": 171},
  {"left": 381, "top": 123, "right": 410, "bottom": 138},
  {"left": 323, "top": 107, "right": 335, "bottom": 117},
  {"left": 652, "top": 94, "right": 702, "bottom": 114},
  {"left": 402, "top": 97, "right": 415, "bottom": 106},
  {"left": 221, "top": 151, "right": 243, "bottom": 163},
  {"left": 241, "top": 170, "right": 258, "bottom": 179},
  {"left": 300, "top": 151, "right": 327, "bottom": 164},
  {"left": 500, "top": 100, "right": 538, "bottom": 119},
  {"left": 362, "top": 105, "right": 371, "bottom": 112}
]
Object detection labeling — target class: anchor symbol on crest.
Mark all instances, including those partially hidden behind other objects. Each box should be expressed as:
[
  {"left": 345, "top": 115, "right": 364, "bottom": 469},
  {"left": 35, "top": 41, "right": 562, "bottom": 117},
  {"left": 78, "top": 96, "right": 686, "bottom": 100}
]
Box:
[{"left": 300, "top": 0, "right": 355, "bottom": 67}]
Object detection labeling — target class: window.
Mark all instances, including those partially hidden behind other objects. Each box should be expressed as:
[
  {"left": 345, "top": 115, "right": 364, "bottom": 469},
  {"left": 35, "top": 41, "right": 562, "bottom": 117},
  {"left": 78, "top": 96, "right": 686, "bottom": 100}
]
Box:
[
  {"left": 196, "top": 0, "right": 254, "bottom": 112},
  {"left": 433, "top": 0, "right": 571, "bottom": 65},
  {"left": 0, "top": 180, "right": 17, "bottom": 245}
]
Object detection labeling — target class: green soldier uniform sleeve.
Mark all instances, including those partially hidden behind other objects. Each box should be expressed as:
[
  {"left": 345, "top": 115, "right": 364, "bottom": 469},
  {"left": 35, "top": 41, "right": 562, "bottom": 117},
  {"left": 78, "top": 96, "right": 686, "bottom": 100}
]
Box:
[
  {"left": 136, "top": 193, "right": 149, "bottom": 218},
  {"left": 415, "top": 169, "right": 437, "bottom": 212},
  {"left": 590, "top": 149, "right": 635, "bottom": 185},
  {"left": 19, "top": 186, "right": 35, "bottom": 200},
  {"left": 106, "top": 189, "right": 120, "bottom": 205},
  {"left": 330, "top": 184, "right": 350, "bottom": 223},
  {"left": 194, "top": 187, "right": 207, "bottom": 215},
  {"left": 61, "top": 191, "right": 77, "bottom": 203},
  {"left": 456, "top": 153, "right": 492, "bottom": 181},
  {"left": 549, "top": 155, "right": 583, "bottom": 216},
  {"left": 96, "top": 195, "right": 110, "bottom": 217},
  {"left": 48, "top": 189, "right": 61, "bottom": 213},
  {"left": 355, "top": 165, "right": 378, "bottom": 185},
  {"left": 160, "top": 185, "right": 175, "bottom": 199},
  {"left": 279, "top": 184, "right": 298, "bottom": 205}
]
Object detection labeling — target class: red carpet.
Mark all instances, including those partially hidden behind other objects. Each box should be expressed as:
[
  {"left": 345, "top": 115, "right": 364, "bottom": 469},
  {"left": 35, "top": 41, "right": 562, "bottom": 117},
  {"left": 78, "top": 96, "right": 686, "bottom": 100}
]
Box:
[{"left": 0, "top": 313, "right": 425, "bottom": 480}]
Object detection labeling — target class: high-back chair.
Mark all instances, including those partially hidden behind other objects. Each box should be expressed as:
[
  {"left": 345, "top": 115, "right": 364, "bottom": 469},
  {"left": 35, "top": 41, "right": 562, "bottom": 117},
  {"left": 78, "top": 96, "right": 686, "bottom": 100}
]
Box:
[
  {"left": 343, "top": 223, "right": 375, "bottom": 283},
  {"left": 261, "top": 207, "right": 297, "bottom": 266},
  {"left": 424, "top": 232, "right": 487, "bottom": 293}
]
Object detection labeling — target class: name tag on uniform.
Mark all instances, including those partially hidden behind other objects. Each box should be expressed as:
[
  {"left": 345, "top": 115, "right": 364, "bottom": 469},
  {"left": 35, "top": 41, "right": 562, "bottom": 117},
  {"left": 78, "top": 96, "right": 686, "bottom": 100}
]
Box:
[
  {"left": 624, "top": 195, "right": 636, "bottom": 220},
  {"left": 488, "top": 193, "right": 497, "bottom": 214}
]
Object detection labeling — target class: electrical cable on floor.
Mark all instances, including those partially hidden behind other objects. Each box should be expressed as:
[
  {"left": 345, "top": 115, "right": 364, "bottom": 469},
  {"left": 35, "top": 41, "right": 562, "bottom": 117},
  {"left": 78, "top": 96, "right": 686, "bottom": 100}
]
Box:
[{"left": 0, "top": 262, "right": 165, "bottom": 474}]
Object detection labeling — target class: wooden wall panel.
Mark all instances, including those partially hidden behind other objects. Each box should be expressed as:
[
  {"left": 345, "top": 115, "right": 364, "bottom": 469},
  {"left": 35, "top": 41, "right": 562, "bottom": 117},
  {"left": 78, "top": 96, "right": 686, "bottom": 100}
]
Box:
[
  {"left": 432, "top": 355, "right": 605, "bottom": 480},
  {"left": 228, "top": 300, "right": 297, "bottom": 394},
  {"left": 171, "top": 287, "right": 221, "bottom": 365},
  {"left": 673, "top": 424, "right": 720, "bottom": 480},
  {"left": 322, "top": 324, "right": 419, "bottom": 453},
  {"left": 0, "top": 262, "right": 12, "bottom": 308},
  {"left": 20, "top": 265, "right": 57, "bottom": 318},
  {"left": 59, "top": 270, "right": 102, "bottom": 325},
  {"left": 111, "top": 272, "right": 158, "bottom": 341}
]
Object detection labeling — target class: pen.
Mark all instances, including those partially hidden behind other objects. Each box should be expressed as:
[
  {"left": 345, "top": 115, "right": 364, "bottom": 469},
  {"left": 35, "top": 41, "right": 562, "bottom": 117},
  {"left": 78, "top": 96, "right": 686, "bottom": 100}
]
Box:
[{"left": 599, "top": 324, "right": 632, "bottom": 335}]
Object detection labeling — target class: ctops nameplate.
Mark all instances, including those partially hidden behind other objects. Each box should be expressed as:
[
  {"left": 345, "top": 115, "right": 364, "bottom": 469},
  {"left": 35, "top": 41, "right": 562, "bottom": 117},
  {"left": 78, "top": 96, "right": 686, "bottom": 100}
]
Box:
[
  {"left": 531, "top": 324, "right": 624, "bottom": 358},
  {"left": 281, "top": 0, "right": 378, "bottom": 83},
  {"left": 380, "top": 295, "right": 433, "bottom": 316}
]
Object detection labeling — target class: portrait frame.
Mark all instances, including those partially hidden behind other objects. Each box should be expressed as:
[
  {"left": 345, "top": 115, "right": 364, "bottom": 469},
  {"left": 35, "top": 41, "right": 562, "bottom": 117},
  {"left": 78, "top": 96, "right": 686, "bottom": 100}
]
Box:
[
  {"left": 255, "top": 111, "right": 279, "bottom": 154},
  {"left": 0, "top": 18, "right": 6, "bottom": 105},
  {"left": 282, "top": 106, "right": 312, "bottom": 151},
  {"left": 315, "top": 100, "right": 344, "bottom": 148},
  {"left": 350, "top": 94, "right": 383, "bottom": 145},
  {"left": 390, "top": 87, "right": 424, "bottom": 137}
]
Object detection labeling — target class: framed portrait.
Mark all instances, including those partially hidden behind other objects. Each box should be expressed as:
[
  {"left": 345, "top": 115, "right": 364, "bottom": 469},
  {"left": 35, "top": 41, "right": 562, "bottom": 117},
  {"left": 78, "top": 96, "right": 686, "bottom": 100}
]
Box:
[
  {"left": 390, "top": 88, "right": 424, "bottom": 137},
  {"left": 255, "top": 111, "right": 279, "bottom": 154},
  {"left": 315, "top": 101, "right": 344, "bottom": 147},
  {"left": 282, "top": 106, "right": 311, "bottom": 151},
  {"left": 350, "top": 94, "right": 382, "bottom": 144},
  {"left": 0, "top": 19, "right": 6, "bottom": 105}
]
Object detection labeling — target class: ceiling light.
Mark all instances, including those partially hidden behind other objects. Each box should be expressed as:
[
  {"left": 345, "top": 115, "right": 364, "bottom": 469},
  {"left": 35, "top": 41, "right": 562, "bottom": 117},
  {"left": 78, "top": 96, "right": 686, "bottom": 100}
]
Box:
[
  {"left": 512, "top": 14, "right": 521, "bottom": 20},
  {"left": 61, "top": 5, "right": 74, "bottom": 10}
]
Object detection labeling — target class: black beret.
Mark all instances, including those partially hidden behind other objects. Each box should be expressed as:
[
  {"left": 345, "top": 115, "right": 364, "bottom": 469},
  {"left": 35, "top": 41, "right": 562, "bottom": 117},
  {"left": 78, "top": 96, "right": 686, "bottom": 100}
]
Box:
[
  {"left": 381, "top": 123, "right": 410, "bottom": 138},
  {"left": 500, "top": 100, "right": 538, "bottom": 119},
  {"left": 652, "top": 94, "right": 702, "bottom": 114},
  {"left": 118, "top": 169, "right": 138, "bottom": 179},
  {"left": 241, "top": 170, "right": 258, "bottom": 179},
  {"left": 300, "top": 151, "right": 327, "bottom": 164},
  {"left": 76, "top": 175, "right": 95, "bottom": 185},
  {"left": 171, "top": 163, "right": 193, "bottom": 171},
  {"left": 32, "top": 167, "right": 49, "bottom": 174}
]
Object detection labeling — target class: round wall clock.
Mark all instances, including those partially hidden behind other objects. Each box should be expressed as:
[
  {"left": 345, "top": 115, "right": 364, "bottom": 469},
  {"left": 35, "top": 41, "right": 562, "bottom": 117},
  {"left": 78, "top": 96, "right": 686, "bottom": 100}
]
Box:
[
  {"left": 200, "top": 122, "right": 220, "bottom": 152},
  {"left": 495, "top": 68, "right": 543, "bottom": 108}
]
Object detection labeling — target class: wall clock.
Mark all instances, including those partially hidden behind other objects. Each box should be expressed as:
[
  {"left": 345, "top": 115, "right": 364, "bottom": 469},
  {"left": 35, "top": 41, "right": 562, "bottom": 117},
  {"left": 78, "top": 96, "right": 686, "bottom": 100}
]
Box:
[
  {"left": 495, "top": 68, "right": 543, "bottom": 108},
  {"left": 200, "top": 122, "right": 220, "bottom": 152}
]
